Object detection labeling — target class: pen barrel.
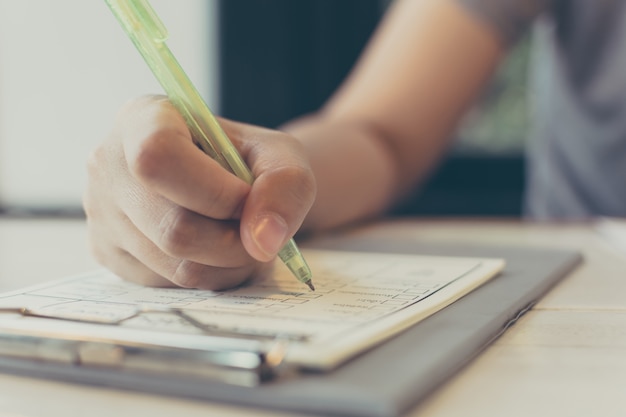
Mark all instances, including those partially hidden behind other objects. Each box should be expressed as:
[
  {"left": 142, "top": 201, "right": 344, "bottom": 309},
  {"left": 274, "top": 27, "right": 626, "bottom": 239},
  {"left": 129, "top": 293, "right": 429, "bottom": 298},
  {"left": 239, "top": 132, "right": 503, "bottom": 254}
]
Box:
[{"left": 278, "top": 239, "right": 312, "bottom": 284}]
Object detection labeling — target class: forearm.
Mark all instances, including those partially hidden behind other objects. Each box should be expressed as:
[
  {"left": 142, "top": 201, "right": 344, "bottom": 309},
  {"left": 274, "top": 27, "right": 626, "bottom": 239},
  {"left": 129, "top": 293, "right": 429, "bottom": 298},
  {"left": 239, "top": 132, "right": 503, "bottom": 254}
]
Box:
[
  {"left": 287, "top": 0, "right": 505, "bottom": 232},
  {"left": 283, "top": 0, "right": 505, "bottom": 233},
  {"left": 283, "top": 115, "right": 429, "bottom": 231}
]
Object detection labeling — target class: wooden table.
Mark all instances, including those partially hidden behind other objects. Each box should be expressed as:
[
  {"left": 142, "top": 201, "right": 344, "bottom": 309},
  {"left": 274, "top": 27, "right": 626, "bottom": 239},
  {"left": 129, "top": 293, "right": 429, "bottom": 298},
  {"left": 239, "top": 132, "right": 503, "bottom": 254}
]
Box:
[{"left": 1, "top": 217, "right": 625, "bottom": 417}]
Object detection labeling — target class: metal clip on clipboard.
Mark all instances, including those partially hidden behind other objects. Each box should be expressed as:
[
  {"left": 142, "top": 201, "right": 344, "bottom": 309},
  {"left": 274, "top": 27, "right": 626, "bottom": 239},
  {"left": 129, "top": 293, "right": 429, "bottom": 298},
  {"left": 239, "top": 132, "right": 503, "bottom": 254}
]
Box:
[{"left": 0, "top": 306, "right": 290, "bottom": 387}]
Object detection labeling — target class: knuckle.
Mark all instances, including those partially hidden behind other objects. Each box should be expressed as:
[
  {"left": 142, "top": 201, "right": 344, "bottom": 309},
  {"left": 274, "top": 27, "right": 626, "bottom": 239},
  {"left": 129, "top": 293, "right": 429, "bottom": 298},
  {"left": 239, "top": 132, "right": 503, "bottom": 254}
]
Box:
[
  {"left": 157, "top": 207, "right": 197, "bottom": 258},
  {"left": 85, "top": 144, "right": 112, "bottom": 188},
  {"left": 88, "top": 239, "right": 107, "bottom": 266},
  {"left": 201, "top": 178, "right": 232, "bottom": 220},
  {"left": 85, "top": 230, "right": 112, "bottom": 269},
  {"left": 85, "top": 146, "right": 104, "bottom": 178},
  {"left": 131, "top": 274, "right": 173, "bottom": 288},
  {"left": 81, "top": 188, "right": 96, "bottom": 220},
  {"left": 128, "top": 132, "right": 172, "bottom": 185},
  {"left": 83, "top": 143, "right": 119, "bottom": 220},
  {"left": 272, "top": 164, "right": 316, "bottom": 207},
  {"left": 206, "top": 265, "right": 258, "bottom": 291},
  {"left": 170, "top": 261, "right": 257, "bottom": 291},
  {"left": 170, "top": 260, "right": 204, "bottom": 289}
]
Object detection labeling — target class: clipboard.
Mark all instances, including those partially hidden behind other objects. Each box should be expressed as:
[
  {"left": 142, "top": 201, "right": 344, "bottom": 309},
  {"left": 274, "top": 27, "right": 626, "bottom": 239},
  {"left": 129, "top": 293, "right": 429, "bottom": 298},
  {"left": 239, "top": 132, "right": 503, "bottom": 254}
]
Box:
[{"left": 0, "top": 239, "right": 581, "bottom": 417}]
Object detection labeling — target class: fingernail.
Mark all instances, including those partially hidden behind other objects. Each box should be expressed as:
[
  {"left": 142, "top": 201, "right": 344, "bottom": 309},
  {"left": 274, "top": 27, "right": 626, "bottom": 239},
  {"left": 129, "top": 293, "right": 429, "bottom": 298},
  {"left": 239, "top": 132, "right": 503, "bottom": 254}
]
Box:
[{"left": 251, "top": 214, "right": 288, "bottom": 258}]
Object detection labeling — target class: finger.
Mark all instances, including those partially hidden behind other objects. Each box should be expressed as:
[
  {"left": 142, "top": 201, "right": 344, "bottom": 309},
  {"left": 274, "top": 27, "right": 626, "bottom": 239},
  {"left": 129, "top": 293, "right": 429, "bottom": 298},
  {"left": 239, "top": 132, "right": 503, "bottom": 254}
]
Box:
[
  {"left": 220, "top": 120, "right": 316, "bottom": 262},
  {"left": 88, "top": 209, "right": 259, "bottom": 291},
  {"left": 87, "top": 119, "right": 256, "bottom": 269},
  {"left": 127, "top": 240, "right": 259, "bottom": 291},
  {"left": 86, "top": 220, "right": 173, "bottom": 288},
  {"left": 126, "top": 199, "right": 256, "bottom": 269},
  {"left": 115, "top": 207, "right": 257, "bottom": 290},
  {"left": 118, "top": 97, "right": 251, "bottom": 220},
  {"left": 103, "top": 250, "right": 174, "bottom": 288}
]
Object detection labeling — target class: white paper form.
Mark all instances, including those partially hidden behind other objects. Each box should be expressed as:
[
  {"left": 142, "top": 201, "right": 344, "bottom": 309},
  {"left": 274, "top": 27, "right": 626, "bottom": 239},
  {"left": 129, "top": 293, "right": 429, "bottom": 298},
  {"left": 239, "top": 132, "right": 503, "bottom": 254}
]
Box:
[{"left": 0, "top": 249, "right": 504, "bottom": 369}]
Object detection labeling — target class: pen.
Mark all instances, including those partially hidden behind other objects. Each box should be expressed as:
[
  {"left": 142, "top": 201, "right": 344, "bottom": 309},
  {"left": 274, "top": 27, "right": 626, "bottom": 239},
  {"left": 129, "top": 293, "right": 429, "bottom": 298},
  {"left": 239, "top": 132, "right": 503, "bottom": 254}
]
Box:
[{"left": 104, "top": 0, "right": 314, "bottom": 291}]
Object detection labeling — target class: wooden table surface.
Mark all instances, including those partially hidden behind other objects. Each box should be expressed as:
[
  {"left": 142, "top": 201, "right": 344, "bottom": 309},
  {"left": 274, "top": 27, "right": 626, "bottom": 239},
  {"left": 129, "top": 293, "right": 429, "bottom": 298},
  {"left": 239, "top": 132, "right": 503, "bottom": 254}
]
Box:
[{"left": 1, "top": 217, "right": 625, "bottom": 417}]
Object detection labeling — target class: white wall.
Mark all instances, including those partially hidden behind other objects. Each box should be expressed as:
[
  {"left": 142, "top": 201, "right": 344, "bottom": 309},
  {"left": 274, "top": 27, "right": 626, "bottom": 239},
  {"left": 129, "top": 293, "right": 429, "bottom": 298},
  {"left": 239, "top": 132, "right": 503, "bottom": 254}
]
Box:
[{"left": 0, "top": 0, "right": 219, "bottom": 209}]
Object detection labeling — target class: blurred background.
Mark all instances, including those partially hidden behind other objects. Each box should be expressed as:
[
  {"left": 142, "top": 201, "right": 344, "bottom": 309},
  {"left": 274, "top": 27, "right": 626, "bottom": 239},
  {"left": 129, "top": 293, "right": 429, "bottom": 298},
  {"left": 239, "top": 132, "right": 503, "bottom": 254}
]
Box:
[
  {"left": 0, "top": 0, "right": 530, "bottom": 217},
  {"left": 0, "top": 0, "right": 218, "bottom": 212}
]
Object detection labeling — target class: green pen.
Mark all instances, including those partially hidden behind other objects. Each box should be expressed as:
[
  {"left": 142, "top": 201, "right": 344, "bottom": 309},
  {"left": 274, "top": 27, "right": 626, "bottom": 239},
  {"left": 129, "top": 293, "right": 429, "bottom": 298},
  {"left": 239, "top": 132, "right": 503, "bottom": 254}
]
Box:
[{"left": 104, "top": 0, "right": 314, "bottom": 291}]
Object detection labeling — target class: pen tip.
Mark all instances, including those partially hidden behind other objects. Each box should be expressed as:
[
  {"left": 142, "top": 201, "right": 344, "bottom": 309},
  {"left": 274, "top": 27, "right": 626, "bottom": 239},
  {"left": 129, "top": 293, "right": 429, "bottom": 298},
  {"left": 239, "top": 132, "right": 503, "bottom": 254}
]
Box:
[{"left": 306, "top": 281, "right": 315, "bottom": 291}]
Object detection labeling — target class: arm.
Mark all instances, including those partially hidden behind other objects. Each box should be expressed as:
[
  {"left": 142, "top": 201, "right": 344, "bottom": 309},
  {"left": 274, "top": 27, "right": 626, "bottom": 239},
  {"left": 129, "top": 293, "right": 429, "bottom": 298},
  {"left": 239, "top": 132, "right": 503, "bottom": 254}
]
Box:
[
  {"left": 84, "top": 0, "right": 507, "bottom": 290},
  {"left": 285, "top": 0, "right": 506, "bottom": 230}
]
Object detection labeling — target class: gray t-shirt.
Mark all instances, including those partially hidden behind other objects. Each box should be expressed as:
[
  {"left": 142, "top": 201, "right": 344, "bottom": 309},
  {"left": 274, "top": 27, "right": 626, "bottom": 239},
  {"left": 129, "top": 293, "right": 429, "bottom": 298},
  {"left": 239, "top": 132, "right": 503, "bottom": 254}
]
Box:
[{"left": 459, "top": 0, "right": 626, "bottom": 219}]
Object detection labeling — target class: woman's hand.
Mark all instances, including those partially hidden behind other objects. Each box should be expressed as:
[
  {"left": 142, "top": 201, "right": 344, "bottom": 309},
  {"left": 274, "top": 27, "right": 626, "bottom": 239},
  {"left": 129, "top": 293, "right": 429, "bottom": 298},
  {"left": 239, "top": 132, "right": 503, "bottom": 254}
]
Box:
[{"left": 83, "top": 96, "right": 315, "bottom": 290}]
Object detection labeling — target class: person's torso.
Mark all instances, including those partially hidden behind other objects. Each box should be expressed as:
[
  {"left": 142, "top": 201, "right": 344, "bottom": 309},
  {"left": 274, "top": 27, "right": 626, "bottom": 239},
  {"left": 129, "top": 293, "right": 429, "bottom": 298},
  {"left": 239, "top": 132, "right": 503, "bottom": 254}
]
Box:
[{"left": 525, "top": 0, "right": 626, "bottom": 218}]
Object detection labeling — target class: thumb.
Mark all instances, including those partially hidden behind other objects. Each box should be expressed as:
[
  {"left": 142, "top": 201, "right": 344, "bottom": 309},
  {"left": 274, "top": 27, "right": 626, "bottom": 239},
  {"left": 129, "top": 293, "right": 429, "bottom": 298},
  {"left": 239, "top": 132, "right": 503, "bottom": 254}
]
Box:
[{"left": 232, "top": 128, "right": 316, "bottom": 262}]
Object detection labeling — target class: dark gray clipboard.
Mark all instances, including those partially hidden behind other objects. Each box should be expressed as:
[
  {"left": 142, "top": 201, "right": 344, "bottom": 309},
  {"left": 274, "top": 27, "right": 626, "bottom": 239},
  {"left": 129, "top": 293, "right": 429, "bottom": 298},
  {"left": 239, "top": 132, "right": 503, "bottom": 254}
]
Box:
[{"left": 0, "top": 238, "right": 581, "bottom": 417}]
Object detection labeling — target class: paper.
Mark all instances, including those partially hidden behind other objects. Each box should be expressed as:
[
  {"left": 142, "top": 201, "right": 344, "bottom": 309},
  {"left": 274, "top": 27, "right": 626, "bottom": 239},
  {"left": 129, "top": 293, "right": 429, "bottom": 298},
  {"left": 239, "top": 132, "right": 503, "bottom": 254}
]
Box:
[{"left": 0, "top": 249, "right": 504, "bottom": 370}]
